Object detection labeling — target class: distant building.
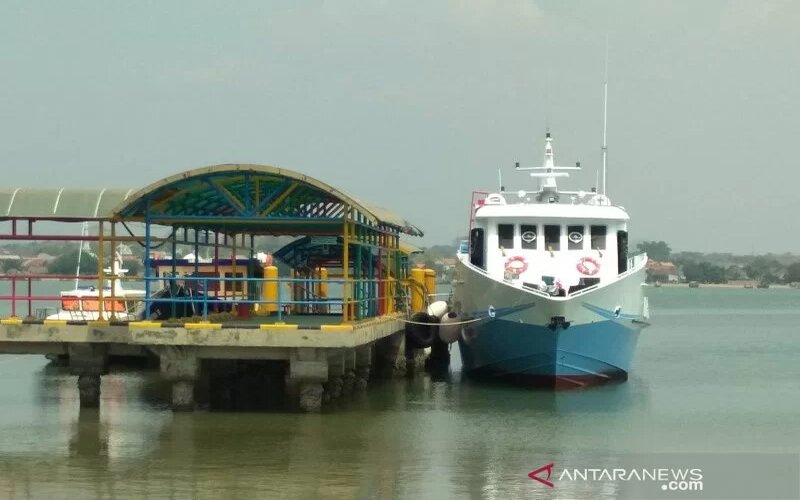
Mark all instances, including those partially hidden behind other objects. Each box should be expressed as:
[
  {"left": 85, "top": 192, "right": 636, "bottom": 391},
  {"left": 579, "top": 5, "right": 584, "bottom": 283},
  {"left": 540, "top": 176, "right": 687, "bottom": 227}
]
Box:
[
  {"left": 441, "top": 258, "right": 457, "bottom": 269},
  {"left": 23, "top": 253, "right": 56, "bottom": 274},
  {"left": 0, "top": 250, "right": 22, "bottom": 273},
  {"left": 646, "top": 261, "right": 679, "bottom": 283}
]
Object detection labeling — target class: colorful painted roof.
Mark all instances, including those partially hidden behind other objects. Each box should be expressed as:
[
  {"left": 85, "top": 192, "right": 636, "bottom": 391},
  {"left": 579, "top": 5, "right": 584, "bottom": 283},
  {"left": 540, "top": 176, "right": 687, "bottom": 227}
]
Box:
[{"left": 114, "top": 165, "right": 423, "bottom": 236}]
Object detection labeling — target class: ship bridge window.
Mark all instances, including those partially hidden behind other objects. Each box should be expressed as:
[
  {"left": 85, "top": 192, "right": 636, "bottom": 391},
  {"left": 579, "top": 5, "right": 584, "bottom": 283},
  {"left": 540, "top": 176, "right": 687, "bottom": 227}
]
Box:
[
  {"left": 498, "top": 224, "right": 514, "bottom": 249},
  {"left": 591, "top": 225, "right": 607, "bottom": 250},
  {"left": 568, "top": 225, "right": 584, "bottom": 250},
  {"left": 544, "top": 225, "right": 560, "bottom": 251},
  {"left": 521, "top": 225, "right": 537, "bottom": 250}
]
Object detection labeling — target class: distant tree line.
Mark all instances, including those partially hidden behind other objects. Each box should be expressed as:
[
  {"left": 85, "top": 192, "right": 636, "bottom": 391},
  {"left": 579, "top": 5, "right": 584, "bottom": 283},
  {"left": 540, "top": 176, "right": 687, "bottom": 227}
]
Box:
[
  {"left": 637, "top": 240, "right": 800, "bottom": 285},
  {"left": 1, "top": 242, "right": 143, "bottom": 276}
]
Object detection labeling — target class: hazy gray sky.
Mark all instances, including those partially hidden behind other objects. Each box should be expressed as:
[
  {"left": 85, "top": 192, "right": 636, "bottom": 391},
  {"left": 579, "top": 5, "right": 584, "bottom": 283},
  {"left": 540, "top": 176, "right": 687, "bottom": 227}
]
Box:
[{"left": 2, "top": 1, "right": 798, "bottom": 253}]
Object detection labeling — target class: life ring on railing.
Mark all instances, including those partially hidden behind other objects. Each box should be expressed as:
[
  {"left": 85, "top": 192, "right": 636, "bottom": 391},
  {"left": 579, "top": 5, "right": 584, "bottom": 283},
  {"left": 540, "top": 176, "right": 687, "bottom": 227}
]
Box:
[
  {"left": 576, "top": 256, "right": 601, "bottom": 276},
  {"left": 505, "top": 255, "right": 528, "bottom": 274}
]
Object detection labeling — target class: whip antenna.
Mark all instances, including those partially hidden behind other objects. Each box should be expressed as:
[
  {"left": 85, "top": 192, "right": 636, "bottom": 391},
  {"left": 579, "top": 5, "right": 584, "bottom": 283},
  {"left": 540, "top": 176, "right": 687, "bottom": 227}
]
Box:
[{"left": 602, "top": 34, "right": 609, "bottom": 196}]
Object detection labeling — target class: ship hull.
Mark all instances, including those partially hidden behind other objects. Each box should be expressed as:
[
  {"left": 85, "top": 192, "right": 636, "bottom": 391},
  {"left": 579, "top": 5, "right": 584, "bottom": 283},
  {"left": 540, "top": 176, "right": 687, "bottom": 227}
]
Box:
[{"left": 453, "top": 259, "right": 648, "bottom": 389}]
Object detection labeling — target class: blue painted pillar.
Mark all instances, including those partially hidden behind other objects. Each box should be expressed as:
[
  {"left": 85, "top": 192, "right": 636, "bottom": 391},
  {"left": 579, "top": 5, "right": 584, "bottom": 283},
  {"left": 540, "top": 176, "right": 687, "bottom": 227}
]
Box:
[
  {"left": 170, "top": 228, "right": 177, "bottom": 318},
  {"left": 194, "top": 229, "right": 200, "bottom": 275}
]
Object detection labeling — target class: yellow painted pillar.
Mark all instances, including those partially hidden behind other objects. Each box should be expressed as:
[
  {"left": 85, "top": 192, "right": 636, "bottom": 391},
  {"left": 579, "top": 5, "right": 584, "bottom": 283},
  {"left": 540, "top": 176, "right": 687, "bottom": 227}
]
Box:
[
  {"left": 264, "top": 265, "right": 278, "bottom": 313},
  {"left": 317, "top": 267, "right": 328, "bottom": 314},
  {"left": 387, "top": 276, "right": 396, "bottom": 314},
  {"left": 425, "top": 268, "right": 437, "bottom": 304},
  {"left": 410, "top": 267, "right": 426, "bottom": 313},
  {"left": 110, "top": 222, "right": 117, "bottom": 319}
]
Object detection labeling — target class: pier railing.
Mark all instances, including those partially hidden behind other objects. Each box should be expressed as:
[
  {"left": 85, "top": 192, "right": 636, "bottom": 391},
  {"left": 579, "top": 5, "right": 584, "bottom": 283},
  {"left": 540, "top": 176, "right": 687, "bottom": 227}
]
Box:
[{"left": 0, "top": 273, "right": 408, "bottom": 324}]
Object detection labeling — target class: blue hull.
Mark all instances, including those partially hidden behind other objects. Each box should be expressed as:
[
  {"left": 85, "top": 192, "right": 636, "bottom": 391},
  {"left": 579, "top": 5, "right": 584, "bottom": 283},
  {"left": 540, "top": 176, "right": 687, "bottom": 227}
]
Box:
[{"left": 457, "top": 318, "right": 643, "bottom": 389}]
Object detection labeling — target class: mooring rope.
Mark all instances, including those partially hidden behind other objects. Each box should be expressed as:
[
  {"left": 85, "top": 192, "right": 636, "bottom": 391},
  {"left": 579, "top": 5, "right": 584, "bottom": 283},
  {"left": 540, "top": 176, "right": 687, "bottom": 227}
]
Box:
[{"left": 398, "top": 316, "right": 485, "bottom": 326}]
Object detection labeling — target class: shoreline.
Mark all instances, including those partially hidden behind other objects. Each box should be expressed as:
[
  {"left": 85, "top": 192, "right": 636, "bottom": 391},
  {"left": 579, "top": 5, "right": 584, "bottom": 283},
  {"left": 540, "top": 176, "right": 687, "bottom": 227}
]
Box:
[{"left": 654, "top": 283, "right": 794, "bottom": 289}]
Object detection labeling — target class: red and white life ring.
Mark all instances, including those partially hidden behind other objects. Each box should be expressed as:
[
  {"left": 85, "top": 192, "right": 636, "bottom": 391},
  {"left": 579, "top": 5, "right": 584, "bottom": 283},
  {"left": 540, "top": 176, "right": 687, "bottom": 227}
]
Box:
[
  {"left": 576, "top": 256, "right": 601, "bottom": 276},
  {"left": 505, "top": 255, "right": 528, "bottom": 274}
]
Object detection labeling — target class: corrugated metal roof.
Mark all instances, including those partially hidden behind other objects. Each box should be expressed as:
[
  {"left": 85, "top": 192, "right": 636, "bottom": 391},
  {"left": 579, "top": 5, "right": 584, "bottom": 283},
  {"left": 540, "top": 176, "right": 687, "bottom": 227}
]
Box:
[{"left": 0, "top": 188, "right": 136, "bottom": 220}]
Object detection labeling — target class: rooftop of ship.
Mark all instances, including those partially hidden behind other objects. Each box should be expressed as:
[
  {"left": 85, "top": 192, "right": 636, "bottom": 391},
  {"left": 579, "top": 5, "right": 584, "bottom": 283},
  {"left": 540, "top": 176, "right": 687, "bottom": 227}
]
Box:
[{"left": 475, "top": 132, "right": 629, "bottom": 221}]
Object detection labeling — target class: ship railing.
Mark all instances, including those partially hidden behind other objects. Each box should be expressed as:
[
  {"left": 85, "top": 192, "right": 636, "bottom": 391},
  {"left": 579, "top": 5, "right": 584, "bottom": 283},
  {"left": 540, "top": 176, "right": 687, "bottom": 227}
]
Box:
[
  {"left": 460, "top": 253, "right": 648, "bottom": 300},
  {"left": 137, "top": 275, "right": 405, "bottom": 322},
  {"left": 460, "top": 260, "right": 553, "bottom": 299},
  {"left": 620, "top": 252, "right": 648, "bottom": 280},
  {"left": 569, "top": 253, "right": 647, "bottom": 298},
  {"left": 519, "top": 283, "right": 567, "bottom": 298},
  {"left": 564, "top": 283, "right": 602, "bottom": 298}
]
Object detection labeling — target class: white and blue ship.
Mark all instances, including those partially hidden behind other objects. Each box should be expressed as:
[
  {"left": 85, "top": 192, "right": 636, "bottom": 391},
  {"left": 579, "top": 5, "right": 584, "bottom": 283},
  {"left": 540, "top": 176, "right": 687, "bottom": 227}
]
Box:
[{"left": 451, "top": 133, "right": 649, "bottom": 388}]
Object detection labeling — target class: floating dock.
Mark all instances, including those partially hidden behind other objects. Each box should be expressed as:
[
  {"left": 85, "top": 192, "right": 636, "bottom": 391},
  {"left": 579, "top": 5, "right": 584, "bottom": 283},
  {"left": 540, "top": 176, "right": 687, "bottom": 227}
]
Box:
[{"left": 0, "top": 165, "right": 427, "bottom": 412}]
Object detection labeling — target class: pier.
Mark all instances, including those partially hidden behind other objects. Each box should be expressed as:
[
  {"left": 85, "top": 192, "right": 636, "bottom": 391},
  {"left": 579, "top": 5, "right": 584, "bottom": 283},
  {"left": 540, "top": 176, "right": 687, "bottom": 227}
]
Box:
[{"left": 0, "top": 165, "right": 426, "bottom": 412}]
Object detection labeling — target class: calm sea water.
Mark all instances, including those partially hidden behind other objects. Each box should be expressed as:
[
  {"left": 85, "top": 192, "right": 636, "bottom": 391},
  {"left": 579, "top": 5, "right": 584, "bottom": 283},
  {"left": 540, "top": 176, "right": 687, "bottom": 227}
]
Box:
[{"left": 0, "top": 286, "right": 799, "bottom": 499}]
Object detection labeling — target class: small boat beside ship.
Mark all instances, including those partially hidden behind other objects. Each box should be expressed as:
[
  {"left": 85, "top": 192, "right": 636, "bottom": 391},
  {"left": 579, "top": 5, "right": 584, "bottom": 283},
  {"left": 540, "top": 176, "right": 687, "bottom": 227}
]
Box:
[
  {"left": 450, "top": 132, "right": 649, "bottom": 389},
  {"left": 46, "top": 258, "right": 145, "bottom": 321}
]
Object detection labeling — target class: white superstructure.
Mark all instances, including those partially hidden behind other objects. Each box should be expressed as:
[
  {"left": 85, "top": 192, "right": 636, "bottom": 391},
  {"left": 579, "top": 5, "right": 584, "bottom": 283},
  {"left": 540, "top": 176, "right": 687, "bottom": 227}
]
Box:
[{"left": 464, "top": 133, "right": 639, "bottom": 295}]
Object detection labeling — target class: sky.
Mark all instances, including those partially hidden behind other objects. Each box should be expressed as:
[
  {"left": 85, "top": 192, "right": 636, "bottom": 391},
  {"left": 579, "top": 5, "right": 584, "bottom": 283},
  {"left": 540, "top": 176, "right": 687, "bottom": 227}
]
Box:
[{"left": 2, "top": 1, "right": 799, "bottom": 254}]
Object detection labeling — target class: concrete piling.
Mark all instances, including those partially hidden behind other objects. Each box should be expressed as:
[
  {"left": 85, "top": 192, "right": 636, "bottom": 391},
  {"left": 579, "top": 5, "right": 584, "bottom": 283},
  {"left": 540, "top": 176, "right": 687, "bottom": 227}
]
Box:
[
  {"left": 153, "top": 346, "right": 199, "bottom": 412},
  {"left": 1, "top": 317, "right": 410, "bottom": 414},
  {"left": 171, "top": 381, "right": 196, "bottom": 412},
  {"left": 68, "top": 343, "right": 108, "bottom": 408},
  {"left": 77, "top": 374, "right": 102, "bottom": 408},
  {"left": 286, "top": 349, "right": 328, "bottom": 413},
  {"left": 341, "top": 349, "right": 357, "bottom": 396},
  {"left": 372, "top": 331, "right": 406, "bottom": 379},
  {"left": 355, "top": 345, "right": 372, "bottom": 391}
]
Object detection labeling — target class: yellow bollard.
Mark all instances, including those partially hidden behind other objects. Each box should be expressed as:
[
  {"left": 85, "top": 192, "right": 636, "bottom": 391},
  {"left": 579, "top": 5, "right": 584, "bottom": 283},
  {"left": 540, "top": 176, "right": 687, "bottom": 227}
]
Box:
[
  {"left": 410, "top": 268, "right": 426, "bottom": 313},
  {"left": 387, "top": 276, "right": 396, "bottom": 314},
  {"left": 424, "top": 268, "right": 437, "bottom": 305},
  {"left": 264, "top": 265, "right": 279, "bottom": 313}
]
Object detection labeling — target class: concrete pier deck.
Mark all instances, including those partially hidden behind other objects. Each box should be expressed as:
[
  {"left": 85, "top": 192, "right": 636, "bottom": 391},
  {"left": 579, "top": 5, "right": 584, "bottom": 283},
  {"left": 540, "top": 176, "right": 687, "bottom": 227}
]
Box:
[{"left": 0, "top": 315, "right": 408, "bottom": 412}]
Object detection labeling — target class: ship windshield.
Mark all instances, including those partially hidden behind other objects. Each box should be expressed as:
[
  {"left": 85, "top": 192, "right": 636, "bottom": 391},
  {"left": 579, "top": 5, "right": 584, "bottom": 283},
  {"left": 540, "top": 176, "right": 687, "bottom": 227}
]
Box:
[
  {"left": 498, "top": 224, "right": 514, "bottom": 249},
  {"left": 545, "top": 225, "right": 560, "bottom": 251},
  {"left": 591, "top": 225, "right": 607, "bottom": 250}
]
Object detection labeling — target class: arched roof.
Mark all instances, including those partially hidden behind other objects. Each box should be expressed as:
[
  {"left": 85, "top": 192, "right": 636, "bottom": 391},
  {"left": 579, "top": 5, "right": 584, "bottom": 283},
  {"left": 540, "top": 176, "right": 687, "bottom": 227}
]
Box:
[
  {"left": 112, "top": 164, "right": 423, "bottom": 236},
  {"left": 0, "top": 188, "right": 136, "bottom": 221},
  {"left": 273, "top": 236, "right": 422, "bottom": 269}
]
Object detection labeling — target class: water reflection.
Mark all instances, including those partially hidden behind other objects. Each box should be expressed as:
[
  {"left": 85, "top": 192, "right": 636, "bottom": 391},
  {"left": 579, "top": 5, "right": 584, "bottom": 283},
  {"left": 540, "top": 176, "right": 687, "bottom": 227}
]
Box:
[
  {"left": 0, "top": 349, "right": 660, "bottom": 499},
  {"left": 4, "top": 288, "right": 800, "bottom": 498},
  {"left": 69, "top": 408, "right": 108, "bottom": 459}
]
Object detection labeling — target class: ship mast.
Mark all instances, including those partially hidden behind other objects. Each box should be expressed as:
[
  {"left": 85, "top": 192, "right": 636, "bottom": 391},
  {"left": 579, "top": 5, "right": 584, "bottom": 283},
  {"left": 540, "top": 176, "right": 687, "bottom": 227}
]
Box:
[
  {"left": 515, "top": 132, "right": 580, "bottom": 202},
  {"left": 601, "top": 35, "right": 609, "bottom": 196}
]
